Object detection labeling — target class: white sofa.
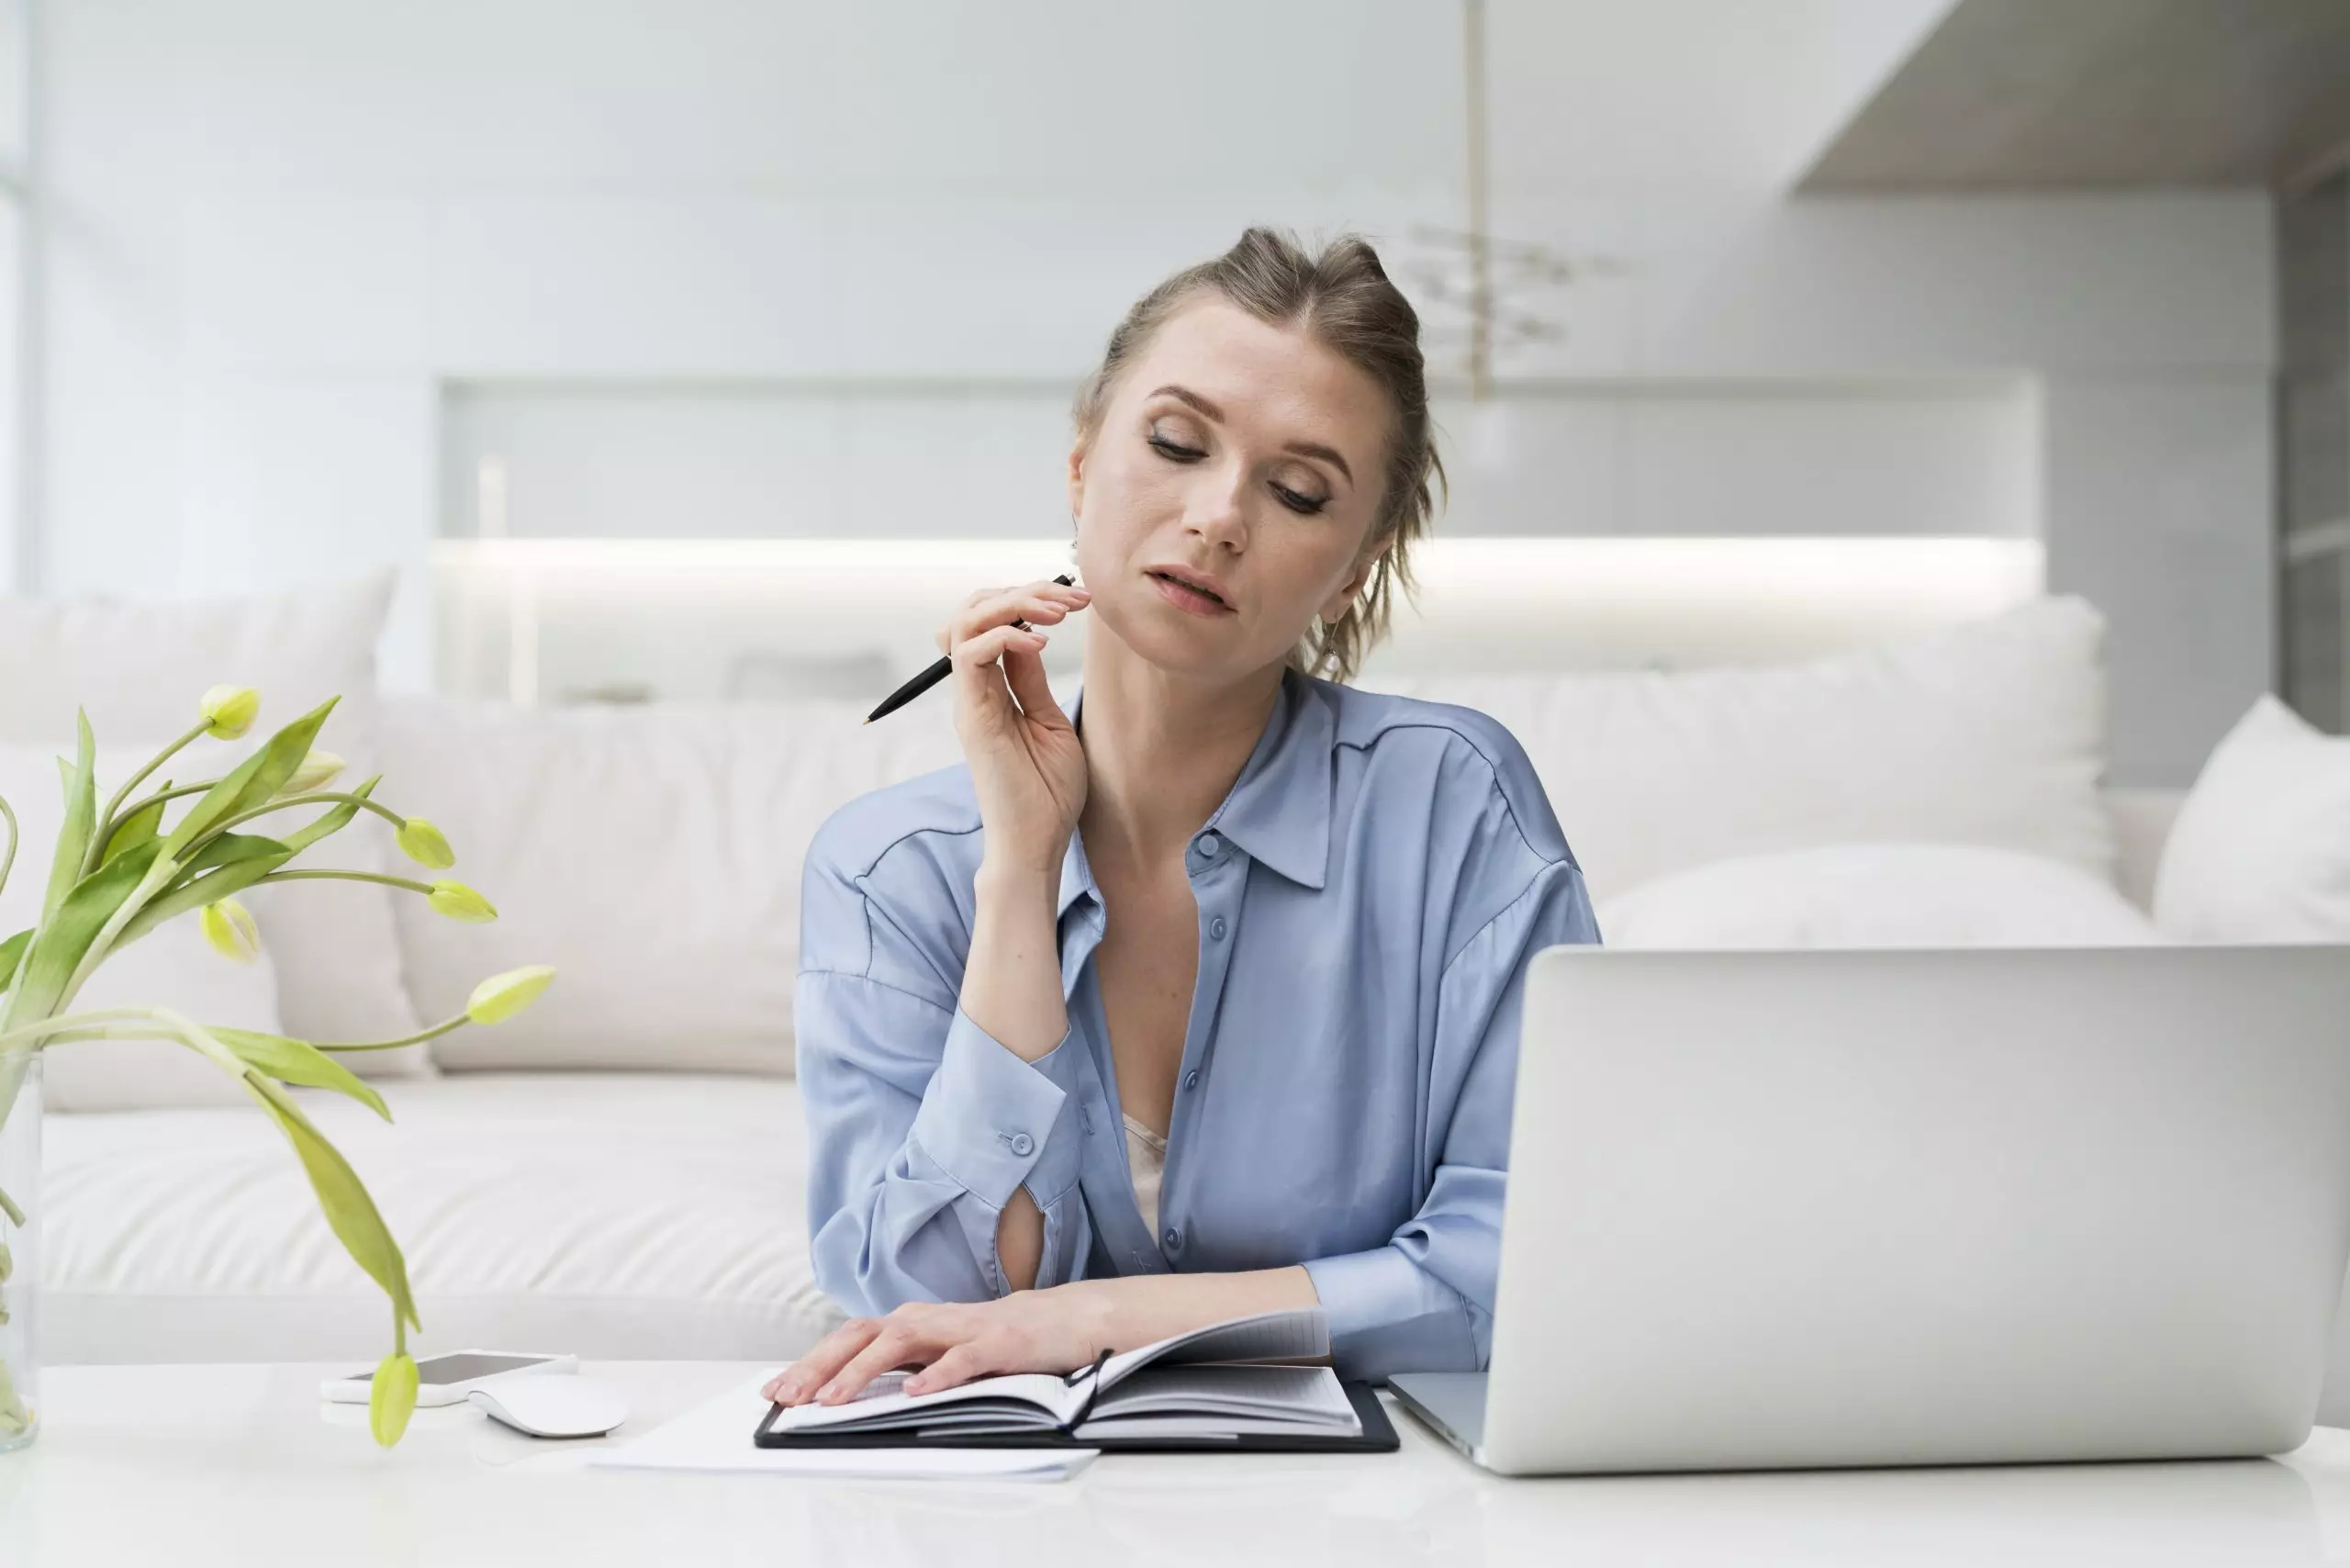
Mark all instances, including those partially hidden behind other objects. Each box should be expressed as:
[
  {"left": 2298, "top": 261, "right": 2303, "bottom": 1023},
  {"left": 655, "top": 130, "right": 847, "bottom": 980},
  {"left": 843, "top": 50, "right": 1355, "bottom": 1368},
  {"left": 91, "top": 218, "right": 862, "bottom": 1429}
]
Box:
[
  {"left": 38, "top": 597, "right": 2221, "bottom": 1374},
  {"left": 44, "top": 796, "right": 2177, "bottom": 1365}
]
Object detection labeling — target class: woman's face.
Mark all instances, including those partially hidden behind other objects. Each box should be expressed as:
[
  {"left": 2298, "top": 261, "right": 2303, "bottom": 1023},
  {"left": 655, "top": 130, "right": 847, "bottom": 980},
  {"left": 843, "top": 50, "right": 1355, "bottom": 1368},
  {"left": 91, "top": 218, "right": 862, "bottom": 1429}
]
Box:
[{"left": 1068, "top": 297, "right": 1392, "bottom": 683}]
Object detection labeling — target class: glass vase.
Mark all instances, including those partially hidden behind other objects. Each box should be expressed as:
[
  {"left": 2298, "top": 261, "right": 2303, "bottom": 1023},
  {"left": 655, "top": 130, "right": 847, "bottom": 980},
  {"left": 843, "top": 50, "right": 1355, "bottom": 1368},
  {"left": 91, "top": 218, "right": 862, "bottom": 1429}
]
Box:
[{"left": 0, "top": 1049, "right": 38, "bottom": 1453}]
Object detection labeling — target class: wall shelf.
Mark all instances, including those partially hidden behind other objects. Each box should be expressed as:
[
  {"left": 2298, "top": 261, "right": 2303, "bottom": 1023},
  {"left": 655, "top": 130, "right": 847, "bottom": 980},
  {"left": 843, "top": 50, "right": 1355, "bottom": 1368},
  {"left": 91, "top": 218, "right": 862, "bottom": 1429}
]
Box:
[{"left": 431, "top": 534, "right": 2045, "bottom": 705}]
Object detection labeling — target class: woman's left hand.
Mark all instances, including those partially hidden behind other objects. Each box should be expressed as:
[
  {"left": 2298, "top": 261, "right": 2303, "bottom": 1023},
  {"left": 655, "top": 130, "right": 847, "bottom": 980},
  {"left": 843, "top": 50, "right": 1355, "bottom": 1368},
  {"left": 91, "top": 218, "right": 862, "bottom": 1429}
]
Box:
[{"left": 763, "top": 1288, "right": 1114, "bottom": 1406}]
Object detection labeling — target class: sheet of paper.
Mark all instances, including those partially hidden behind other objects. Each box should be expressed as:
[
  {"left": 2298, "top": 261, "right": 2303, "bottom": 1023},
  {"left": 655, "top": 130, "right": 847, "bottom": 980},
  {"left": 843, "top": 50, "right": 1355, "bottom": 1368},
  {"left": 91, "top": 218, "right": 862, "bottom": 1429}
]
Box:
[{"left": 587, "top": 1372, "right": 1097, "bottom": 1482}]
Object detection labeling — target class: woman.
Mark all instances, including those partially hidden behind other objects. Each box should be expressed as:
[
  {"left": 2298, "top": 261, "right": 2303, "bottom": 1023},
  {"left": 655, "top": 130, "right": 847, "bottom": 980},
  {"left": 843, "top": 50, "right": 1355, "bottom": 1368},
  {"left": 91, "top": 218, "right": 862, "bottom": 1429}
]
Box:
[{"left": 771, "top": 228, "right": 1599, "bottom": 1408}]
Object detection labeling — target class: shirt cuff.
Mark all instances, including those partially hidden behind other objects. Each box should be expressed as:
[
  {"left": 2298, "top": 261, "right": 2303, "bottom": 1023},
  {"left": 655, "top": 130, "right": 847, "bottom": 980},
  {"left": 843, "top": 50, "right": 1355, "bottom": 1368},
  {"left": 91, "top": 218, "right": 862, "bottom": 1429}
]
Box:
[
  {"left": 1303, "top": 1247, "right": 1485, "bottom": 1380},
  {"left": 907, "top": 1007, "right": 1085, "bottom": 1208}
]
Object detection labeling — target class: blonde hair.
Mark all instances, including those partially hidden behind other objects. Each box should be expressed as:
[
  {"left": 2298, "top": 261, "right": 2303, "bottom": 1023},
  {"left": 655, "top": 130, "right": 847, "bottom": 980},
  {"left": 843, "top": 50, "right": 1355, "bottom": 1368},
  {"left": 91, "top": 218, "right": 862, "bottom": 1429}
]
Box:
[{"left": 1071, "top": 227, "right": 1444, "bottom": 684}]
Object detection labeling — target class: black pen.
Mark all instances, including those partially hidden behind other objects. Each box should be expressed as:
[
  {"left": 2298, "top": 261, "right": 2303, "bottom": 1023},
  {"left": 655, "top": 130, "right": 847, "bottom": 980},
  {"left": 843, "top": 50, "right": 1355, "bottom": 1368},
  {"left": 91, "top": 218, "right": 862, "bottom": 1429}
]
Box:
[{"left": 864, "top": 575, "right": 1077, "bottom": 725}]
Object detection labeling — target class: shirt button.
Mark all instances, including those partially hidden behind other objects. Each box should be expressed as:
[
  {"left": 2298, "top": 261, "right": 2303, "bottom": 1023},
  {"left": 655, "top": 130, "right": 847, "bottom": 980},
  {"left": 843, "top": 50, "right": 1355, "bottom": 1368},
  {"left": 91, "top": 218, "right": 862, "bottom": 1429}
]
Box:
[
  {"left": 1183, "top": 1070, "right": 1200, "bottom": 1091},
  {"left": 1197, "top": 834, "right": 1222, "bottom": 857},
  {"left": 1009, "top": 1132, "right": 1035, "bottom": 1157},
  {"left": 1164, "top": 1226, "right": 1183, "bottom": 1250},
  {"left": 1209, "top": 915, "right": 1227, "bottom": 941}
]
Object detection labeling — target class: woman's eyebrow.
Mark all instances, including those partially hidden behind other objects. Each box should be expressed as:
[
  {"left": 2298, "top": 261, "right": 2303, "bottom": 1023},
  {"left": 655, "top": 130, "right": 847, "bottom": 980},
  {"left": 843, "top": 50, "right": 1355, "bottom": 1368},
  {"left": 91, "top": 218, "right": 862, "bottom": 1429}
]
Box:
[
  {"left": 1284, "top": 439, "right": 1353, "bottom": 486},
  {"left": 1148, "top": 383, "right": 1355, "bottom": 485},
  {"left": 1152, "top": 384, "right": 1224, "bottom": 420}
]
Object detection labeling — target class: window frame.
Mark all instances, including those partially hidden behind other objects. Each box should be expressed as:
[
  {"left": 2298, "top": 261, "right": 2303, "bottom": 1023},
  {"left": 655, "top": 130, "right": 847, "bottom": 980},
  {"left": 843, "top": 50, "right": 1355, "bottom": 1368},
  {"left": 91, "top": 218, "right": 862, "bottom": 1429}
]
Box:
[{"left": 0, "top": 0, "right": 35, "bottom": 595}]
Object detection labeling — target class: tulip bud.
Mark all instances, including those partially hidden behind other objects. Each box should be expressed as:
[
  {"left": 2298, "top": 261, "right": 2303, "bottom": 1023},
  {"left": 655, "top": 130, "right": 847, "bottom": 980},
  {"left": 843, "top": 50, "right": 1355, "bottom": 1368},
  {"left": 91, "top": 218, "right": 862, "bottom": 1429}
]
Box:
[
  {"left": 426, "top": 879, "right": 498, "bottom": 923},
  {"left": 397, "top": 816, "right": 456, "bottom": 870},
  {"left": 280, "top": 750, "right": 347, "bottom": 796},
  {"left": 465, "top": 964, "right": 556, "bottom": 1025},
  {"left": 371, "top": 1352, "right": 419, "bottom": 1448},
  {"left": 199, "top": 898, "right": 263, "bottom": 964},
  {"left": 200, "top": 685, "right": 262, "bottom": 741}
]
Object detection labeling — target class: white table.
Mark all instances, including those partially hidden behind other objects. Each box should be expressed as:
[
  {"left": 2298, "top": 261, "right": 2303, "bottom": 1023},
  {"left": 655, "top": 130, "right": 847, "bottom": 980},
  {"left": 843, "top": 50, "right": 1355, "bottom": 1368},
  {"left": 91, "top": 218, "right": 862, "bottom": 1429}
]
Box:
[{"left": 8, "top": 1362, "right": 2350, "bottom": 1567}]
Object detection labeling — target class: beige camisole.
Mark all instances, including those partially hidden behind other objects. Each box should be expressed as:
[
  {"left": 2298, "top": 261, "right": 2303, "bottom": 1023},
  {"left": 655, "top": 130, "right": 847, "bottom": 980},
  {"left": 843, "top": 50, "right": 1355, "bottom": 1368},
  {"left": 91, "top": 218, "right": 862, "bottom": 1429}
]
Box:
[{"left": 1123, "top": 1114, "right": 1168, "bottom": 1238}]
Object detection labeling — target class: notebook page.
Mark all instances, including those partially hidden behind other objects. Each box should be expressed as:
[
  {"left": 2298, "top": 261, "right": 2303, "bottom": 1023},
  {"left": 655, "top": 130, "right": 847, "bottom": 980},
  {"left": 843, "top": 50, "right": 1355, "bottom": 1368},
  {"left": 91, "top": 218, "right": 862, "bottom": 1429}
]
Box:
[
  {"left": 1097, "top": 1308, "right": 1331, "bottom": 1394},
  {"left": 1088, "top": 1365, "right": 1357, "bottom": 1428},
  {"left": 1072, "top": 1415, "right": 1347, "bottom": 1442},
  {"left": 764, "top": 1370, "right": 1086, "bottom": 1435}
]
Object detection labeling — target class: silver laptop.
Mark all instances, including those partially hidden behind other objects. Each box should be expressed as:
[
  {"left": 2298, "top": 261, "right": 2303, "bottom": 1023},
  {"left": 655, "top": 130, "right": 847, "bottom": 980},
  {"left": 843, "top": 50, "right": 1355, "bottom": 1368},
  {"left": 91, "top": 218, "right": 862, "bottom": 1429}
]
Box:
[{"left": 1391, "top": 946, "right": 2350, "bottom": 1475}]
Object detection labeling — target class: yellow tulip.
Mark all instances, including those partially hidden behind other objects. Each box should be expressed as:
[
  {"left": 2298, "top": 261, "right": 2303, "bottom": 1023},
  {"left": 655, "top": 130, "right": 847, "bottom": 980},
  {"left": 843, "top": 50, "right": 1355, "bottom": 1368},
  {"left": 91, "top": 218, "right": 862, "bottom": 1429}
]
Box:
[
  {"left": 200, "top": 685, "right": 262, "bottom": 741},
  {"left": 280, "top": 750, "right": 347, "bottom": 796},
  {"left": 427, "top": 879, "right": 498, "bottom": 923},
  {"left": 465, "top": 965, "right": 556, "bottom": 1025},
  {"left": 199, "top": 898, "right": 263, "bottom": 964},
  {"left": 397, "top": 816, "right": 456, "bottom": 870},
  {"left": 370, "top": 1352, "right": 419, "bottom": 1448}
]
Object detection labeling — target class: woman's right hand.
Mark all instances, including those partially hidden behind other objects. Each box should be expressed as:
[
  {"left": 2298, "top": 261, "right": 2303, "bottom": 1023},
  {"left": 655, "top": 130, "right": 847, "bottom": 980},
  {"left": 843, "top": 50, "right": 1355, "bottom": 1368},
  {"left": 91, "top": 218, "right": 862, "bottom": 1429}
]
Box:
[{"left": 940, "top": 579, "right": 1091, "bottom": 880}]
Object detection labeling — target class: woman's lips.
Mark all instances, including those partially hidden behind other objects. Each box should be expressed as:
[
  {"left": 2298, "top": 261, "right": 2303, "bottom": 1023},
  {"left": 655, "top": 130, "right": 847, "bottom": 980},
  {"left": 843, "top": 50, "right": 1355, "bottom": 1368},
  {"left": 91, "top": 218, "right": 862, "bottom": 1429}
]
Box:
[{"left": 1148, "top": 571, "right": 1236, "bottom": 618}]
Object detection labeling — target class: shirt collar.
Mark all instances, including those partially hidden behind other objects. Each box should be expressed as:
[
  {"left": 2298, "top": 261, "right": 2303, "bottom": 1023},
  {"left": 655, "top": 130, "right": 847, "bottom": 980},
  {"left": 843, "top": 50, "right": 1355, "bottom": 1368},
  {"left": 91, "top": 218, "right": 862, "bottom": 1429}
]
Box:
[{"left": 1057, "top": 665, "right": 1334, "bottom": 907}]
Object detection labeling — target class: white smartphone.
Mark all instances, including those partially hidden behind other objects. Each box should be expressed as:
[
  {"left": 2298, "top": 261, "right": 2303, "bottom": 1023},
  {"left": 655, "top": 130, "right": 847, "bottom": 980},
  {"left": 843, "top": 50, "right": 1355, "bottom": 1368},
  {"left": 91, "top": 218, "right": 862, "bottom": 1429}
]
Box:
[{"left": 319, "top": 1350, "right": 579, "bottom": 1407}]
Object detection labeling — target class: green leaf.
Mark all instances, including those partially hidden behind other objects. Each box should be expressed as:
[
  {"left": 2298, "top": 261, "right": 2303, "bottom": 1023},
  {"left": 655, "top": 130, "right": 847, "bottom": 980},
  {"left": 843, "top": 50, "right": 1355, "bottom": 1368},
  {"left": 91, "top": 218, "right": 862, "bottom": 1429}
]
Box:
[
  {"left": 118, "top": 847, "right": 295, "bottom": 946},
  {"left": 173, "top": 831, "right": 293, "bottom": 880},
  {"left": 209, "top": 1026, "right": 388, "bottom": 1120},
  {"left": 41, "top": 711, "right": 96, "bottom": 923},
  {"left": 161, "top": 698, "right": 339, "bottom": 864},
  {"left": 281, "top": 775, "right": 382, "bottom": 857},
  {"left": 0, "top": 928, "right": 27, "bottom": 999},
  {"left": 371, "top": 1352, "right": 419, "bottom": 1448},
  {"left": 101, "top": 781, "right": 171, "bottom": 867},
  {"left": 241, "top": 1071, "right": 420, "bottom": 1333},
  {"left": 7, "top": 841, "right": 165, "bottom": 1020}
]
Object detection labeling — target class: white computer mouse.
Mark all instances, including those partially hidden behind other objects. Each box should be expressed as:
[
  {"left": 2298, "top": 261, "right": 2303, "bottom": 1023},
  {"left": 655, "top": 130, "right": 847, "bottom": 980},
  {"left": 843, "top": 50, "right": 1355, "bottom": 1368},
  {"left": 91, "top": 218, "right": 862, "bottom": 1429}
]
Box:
[{"left": 467, "top": 1375, "right": 630, "bottom": 1439}]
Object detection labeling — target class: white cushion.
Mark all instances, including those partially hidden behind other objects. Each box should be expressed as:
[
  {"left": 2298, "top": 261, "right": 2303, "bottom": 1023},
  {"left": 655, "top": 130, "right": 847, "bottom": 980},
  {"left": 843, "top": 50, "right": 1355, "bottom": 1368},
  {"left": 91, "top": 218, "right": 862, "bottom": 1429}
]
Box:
[
  {"left": 42, "top": 1070, "right": 840, "bottom": 1363},
  {"left": 2155, "top": 695, "right": 2350, "bottom": 943},
  {"left": 1368, "top": 597, "right": 2117, "bottom": 903},
  {"left": 0, "top": 745, "right": 286, "bottom": 1110},
  {"left": 0, "top": 573, "right": 429, "bottom": 1073},
  {"left": 1598, "top": 843, "right": 2161, "bottom": 950},
  {"left": 378, "top": 695, "right": 965, "bottom": 1075}
]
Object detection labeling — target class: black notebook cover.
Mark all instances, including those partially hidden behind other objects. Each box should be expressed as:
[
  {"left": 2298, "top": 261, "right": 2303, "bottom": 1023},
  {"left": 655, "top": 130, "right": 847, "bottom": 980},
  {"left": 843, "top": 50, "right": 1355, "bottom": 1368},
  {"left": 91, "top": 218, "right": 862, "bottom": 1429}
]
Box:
[{"left": 754, "top": 1378, "right": 1399, "bottom": 1454}]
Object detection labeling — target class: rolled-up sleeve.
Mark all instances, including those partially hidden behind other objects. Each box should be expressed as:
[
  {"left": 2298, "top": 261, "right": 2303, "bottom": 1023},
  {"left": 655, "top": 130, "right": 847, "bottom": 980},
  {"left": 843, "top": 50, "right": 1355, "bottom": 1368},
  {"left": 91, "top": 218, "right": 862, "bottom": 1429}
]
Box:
[
  {"left": 795, "top": 801, "right": 1096, "bottom": 1314},
  {"left": 1303, "top": 858, "right": 1600, "bottom": 1380},
  {"left": 799, "top": 969, "right": 1095, "bottom": 1310}
]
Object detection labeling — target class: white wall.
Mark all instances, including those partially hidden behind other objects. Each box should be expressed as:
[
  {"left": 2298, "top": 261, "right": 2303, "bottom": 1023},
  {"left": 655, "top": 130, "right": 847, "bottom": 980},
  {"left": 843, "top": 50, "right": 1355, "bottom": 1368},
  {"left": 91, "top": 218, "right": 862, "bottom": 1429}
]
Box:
[{"left": 27, "top": 0, "right": 2274, "bottom": 782}]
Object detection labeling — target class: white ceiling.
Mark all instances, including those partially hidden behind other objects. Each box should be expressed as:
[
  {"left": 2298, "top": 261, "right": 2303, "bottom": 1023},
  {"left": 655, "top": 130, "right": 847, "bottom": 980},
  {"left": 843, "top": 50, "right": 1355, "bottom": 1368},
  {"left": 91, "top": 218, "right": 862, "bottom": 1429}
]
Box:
[
  {"left": 1805, "top": 0, "right": 2350, "bottom": 189},
  {"left": 159, "top": 0, "right": 1955, "bottom": 198},
  {"left": 1485, "top": 0, "right": 1958, "bottom": 193}
]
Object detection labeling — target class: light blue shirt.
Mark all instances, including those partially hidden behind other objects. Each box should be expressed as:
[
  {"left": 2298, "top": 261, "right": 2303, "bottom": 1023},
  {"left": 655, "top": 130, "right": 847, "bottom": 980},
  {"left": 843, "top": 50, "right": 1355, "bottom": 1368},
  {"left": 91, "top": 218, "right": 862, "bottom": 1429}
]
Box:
[{"left": 796, "top": 665, "right": 1601, "bottom": 1381}]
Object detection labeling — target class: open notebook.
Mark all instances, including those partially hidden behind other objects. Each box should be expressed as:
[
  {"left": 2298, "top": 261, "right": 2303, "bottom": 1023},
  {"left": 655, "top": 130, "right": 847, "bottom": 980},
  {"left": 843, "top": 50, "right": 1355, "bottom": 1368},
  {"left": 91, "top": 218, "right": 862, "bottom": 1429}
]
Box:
[{"left": 755, "top": 1308, "right": 1397, "bottom": 1452}]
